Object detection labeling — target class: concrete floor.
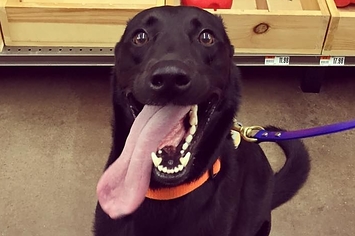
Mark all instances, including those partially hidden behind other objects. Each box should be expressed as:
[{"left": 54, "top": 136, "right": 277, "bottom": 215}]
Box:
[{"left": 0, "top": 66, "right": 354, "bottom": 236}]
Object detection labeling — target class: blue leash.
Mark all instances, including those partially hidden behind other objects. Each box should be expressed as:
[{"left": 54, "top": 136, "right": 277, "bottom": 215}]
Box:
[{"left": 234, "top": 119, "right": 355, "bottom": 143}]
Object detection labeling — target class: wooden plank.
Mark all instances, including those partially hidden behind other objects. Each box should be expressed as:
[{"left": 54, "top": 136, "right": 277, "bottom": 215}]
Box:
[
  {"left": 6, "top": 22, "right": 122, "bottom": 46},
  {"left": 0, "top": 0, "right": 6, "bottom": 12},
  {"left": 266, "top": 0, "right": 303, "bottom": 11},
  {"left": 6, "top": 7, "right": 142, "bottom": 24},
  {"left": 3, "top": 0, "right": 330, "bottom": 54},
  {"left": 165, "top": 0, "right": 179, "bottom": 6},
  {"left": 3, "top": 0, "right": 165, "bottom": 46},
  {"left": 324, "top": 0, "right": 340, "bottom": 17},
  {"left": 232, "top": 0, "right": 257, "bottom": 10},
  {"left": 322, "top": 0, "right": 339, "bottom": 53},
  {"left": 20, "top": 0, "right": 157, "bottom": 4},
  {"left": 0, "top": 0, "right": 13, "bottom": 45},
  {"left": 154, "top": 0, "right": 328, "bottom": 55},
  {"left": 9, "top": 0, "right": 164, "bottom": 8},
  {"left": 256, "top": 0, "right": 268, "bottom": 10},
  {"left": 323, "top": 0, "right": 355, "bottom": 56},
  {"left": 221, "top": 13, "right": 329, "bottom": 54},
  {"left": 323, "top": 14, "right": 355, "bottom": 55},
  {"left": 300, "top": 0, "right": 320, "bottom": 10},
  {"left": 316, "top": 0, "right": 330, "bottom": 15}
]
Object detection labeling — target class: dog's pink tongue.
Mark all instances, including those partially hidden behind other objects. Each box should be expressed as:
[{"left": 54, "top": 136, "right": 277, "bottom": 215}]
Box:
[{"left": 97, "top": 105, "right": 191, "bottom": 219}]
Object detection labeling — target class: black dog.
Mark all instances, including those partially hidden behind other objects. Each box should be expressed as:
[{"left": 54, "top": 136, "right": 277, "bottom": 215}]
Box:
[{"left": 94, "top": 6, "right": 310, "bottom": 236}]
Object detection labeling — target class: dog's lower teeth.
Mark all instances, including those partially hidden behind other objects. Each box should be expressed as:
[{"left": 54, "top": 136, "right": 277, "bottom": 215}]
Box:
[
  {"left": 155, "top": 152, "right": 191, "bottom": 174},
  {"left": 157, "top": 164, "right": 185, "bottom": 174},
  {"left": 182, "top": 143, "right": 189, "bottom": 150},
  {"left": 151, "top": 152, "right": 163, "bottom": 167},
  {"left": 179, "top": 152, "right": 191, "bottom": 167}
]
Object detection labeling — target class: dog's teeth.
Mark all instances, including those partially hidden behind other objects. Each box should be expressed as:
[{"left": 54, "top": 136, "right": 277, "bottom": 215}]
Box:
[
  {"left": 189, "top": 125, "right": 197, "bottom": 135},
  {"left": 180, "top": 150, "right": 185, "bottom": 155},
  {"left": 189, "top": 105, "right": 198, "bottom": 126},
  {"left": 185, "top": 134, "right": 193, "bottom": 143},
  {"left": 179, "top": 152, "right": 191, "bottom": 167},
  {"left": 179, "top": 158, "right": 188, "bottom": 167},
  {"left": 157, "top": 165, "right": 184, "bottom": 174},
  {"left": 182, "top": 142, "right": 189, "bottom": 151},
  {"left": 157, "top": 164, "right": 185, "bottom": 174},
  {"left": 164, "top": 167, "right": 169, "bottom": 173},
  {"left": 174, "top": 167, "right": 179, "bottom": 173},
  {"left": 158, "top": 150, "right": 162, "bottom": 155},
  {"left": 151, "top": 152, "right": 162, "bottom": 167},
  {"left": 191, "top": 105, "right": 198, "bottom": 114},
  {"left": 189, "top": 115, "right": 198, "bottom": 126}
]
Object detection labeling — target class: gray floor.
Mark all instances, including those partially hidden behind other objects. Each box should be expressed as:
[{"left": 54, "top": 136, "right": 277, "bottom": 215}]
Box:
[{"left": 0, "top": 67, "right": 354, "bottom": 235}]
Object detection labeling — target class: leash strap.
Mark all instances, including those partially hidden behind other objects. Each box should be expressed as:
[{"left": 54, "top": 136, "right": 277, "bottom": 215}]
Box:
[{"left": 234, "top": 119, "right": 355, "bottom": 142}]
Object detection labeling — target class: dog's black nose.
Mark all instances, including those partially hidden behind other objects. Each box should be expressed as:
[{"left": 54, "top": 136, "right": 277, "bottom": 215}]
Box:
[{"left": 150, "top": 66, "right": 191, "bottom": 93}]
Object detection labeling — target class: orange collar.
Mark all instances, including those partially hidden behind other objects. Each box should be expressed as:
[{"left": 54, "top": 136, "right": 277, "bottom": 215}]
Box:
[
  {"left": 146, "top": 158, "right": 221, "bottom": 200},
  {"left": 145, "top": 130, "right": 241, "bottom": 201}
]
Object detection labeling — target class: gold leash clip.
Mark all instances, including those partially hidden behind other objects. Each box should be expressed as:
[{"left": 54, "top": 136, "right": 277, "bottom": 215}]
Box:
[{"left": 232, "top": 119, "right": 265, "bottom": 143}]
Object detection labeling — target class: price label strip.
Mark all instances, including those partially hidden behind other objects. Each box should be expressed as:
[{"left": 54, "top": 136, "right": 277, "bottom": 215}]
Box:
[
  {"left": 320, "top": 56, "right": 345, "bottom": 66},
  {"left": 265, "top": 56, "right": 290, "bottom": 66}
]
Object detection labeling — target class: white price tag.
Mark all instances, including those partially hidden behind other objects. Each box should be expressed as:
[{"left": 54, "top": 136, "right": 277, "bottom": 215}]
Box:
[
  {"left": 275, "top": 56, "right": 290, "bottom": 65},
  {"left": 330, "top": 56, "right": 345, "bottom": 66},
  {"left": 265, "top": 56, "right": 276, "bottom": 65},
  {"left": 320, "top": 56, "right": 331, "bottom": 66},
  {"left": 320, "top": 56, "right": 345, "bottom": 66},
  {"left": 264, "top": 56, "right": 290, "bottom": 65}
]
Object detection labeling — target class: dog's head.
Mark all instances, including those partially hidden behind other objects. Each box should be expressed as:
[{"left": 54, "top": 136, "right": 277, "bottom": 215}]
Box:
[
  {"left": 115, "top": 6, "right": 235, "bottom": 106},
  {"left": 97, "top": 6, "right": 241, "bottom": 219}
]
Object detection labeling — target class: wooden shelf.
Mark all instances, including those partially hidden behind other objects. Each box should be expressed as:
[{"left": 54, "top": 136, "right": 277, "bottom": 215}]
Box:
[
  {"left": 7, "top": 0, "right": 355, "bottom": 58},
  {"left": 167, "top": 0, "right": 330, "bottom": 55},
  {"left": 0, "top": 0, "right": 164, "bottom": 47},
  {"left": 323, "top": 0, "right": 355, "bottom": 56},
  {"left": 2, "top": 46, "right": 355, "bottom": 67}
]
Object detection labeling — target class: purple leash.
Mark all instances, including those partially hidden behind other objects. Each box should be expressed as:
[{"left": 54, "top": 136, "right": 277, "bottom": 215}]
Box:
[{"left": 234, "top": 119, "right": 355, "bottom": 143}]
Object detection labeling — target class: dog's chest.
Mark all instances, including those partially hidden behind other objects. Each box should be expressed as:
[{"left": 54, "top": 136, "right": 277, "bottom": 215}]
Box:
[{"left": 122, "top": 193, "right": 238, "bottom": 236}]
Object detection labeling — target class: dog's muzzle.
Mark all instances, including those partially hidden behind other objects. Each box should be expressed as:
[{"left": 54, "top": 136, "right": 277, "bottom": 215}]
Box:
[{"left": 150, "top": 64, "right": 191, "bottom": 94}]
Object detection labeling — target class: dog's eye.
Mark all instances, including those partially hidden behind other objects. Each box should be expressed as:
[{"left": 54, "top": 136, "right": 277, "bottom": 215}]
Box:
[
  {"left": 199, "top": 31, "right": 215, "bottom": 46},
  {"left": 132, "top": 31, "right": 149, "bottom": 46}
]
